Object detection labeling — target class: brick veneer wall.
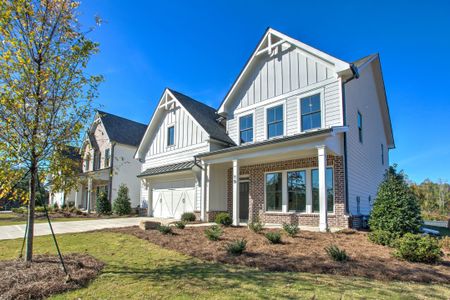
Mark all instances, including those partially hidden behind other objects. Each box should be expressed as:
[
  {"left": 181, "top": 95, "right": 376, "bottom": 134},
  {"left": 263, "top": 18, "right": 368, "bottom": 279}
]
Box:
[{"left": 226, "top": 155, "right": 349, "bottom": 228}]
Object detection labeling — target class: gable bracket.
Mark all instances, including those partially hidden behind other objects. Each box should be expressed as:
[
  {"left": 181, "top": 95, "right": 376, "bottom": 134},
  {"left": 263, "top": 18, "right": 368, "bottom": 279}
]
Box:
[{"left": 256, "top": 33, "right": 287, "bottom": 56}]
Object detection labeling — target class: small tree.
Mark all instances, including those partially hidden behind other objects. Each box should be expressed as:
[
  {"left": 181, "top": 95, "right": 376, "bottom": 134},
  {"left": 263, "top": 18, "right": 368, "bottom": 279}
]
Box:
[
  {"left": 369, "top": 165, "right": 423, "bottom": 235},
  {"left": 96, "top": 192, "right": 111, "bottom": 215},
  {"left": 113, "top": 184, "right": 131, "bottom": 215}
]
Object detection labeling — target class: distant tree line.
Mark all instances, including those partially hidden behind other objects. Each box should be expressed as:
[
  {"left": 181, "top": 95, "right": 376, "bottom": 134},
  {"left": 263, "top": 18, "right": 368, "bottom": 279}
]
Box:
[{"left": 410, "top": 179, "right": 449, "bottom": 220}]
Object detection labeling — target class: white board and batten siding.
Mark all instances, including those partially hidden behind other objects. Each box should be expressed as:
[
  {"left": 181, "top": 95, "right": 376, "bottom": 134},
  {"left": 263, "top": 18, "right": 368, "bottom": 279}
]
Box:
[
  {"left": 345, "top": 62, "right": 390, "bottom": 215},
  {"left": 226, "top": 45, "right": 343, "bottom": 145}
]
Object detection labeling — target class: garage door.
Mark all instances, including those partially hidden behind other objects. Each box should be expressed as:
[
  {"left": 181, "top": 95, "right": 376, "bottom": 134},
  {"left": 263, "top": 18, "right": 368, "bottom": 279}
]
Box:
[{"left": 151, "top": 179, "right": 196, "bottom": 219}]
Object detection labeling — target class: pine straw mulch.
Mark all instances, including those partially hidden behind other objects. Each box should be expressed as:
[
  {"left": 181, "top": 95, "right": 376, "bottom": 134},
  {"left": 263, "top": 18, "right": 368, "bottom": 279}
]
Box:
[
  {"left": 108, "top": 226, "right": 450, "bottom": 284},
  {"left": 0, "top": 253, "right": 104, "bottom": 300}
]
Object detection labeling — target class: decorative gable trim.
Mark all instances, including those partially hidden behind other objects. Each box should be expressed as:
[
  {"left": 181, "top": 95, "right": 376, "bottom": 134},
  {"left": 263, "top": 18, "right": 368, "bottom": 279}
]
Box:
[
  {"left": 135, "top": 88, "right": 210, "bottom": 160},
  {"left": 218, "top": 28, "right": 351, "bottom": 115}
]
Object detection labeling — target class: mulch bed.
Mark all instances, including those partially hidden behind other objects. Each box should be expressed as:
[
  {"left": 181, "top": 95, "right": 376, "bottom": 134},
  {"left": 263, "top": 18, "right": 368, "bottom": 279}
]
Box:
[
  {"left": 109, "top": 226, "right": 450, "bottom": 284},
  {"left": 0, "top": 254, "right": 104, "bottom": 300}
]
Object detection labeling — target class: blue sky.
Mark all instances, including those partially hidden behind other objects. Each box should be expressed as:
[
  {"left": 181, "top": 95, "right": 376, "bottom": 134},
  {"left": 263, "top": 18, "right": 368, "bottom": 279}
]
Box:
[{"left": 78, "top": 0, "right": 450, "bottom": 183}]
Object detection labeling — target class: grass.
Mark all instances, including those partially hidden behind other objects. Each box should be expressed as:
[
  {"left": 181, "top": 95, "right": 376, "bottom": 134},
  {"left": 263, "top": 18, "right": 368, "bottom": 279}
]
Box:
[
  {"left": 0, "top": 213, "right": 96, "bottom": 226},
  {"left": 0, "top": 232, "right": 449, "bottom": 299}
]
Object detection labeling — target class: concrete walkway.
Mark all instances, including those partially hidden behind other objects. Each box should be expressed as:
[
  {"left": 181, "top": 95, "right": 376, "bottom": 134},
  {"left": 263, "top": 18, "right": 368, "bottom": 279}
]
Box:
[{"left": 0, "top": 217, "right": 167, "bottom": 240}]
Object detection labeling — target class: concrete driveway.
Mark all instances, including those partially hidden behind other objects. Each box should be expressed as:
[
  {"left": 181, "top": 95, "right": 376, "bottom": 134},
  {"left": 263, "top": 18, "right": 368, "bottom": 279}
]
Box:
[{"left": 0, "top": 217, "right": 170, "bottom": 240}]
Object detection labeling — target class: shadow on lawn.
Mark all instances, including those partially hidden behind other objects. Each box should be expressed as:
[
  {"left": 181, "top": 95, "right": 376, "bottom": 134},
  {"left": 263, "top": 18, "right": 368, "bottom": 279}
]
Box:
[{"left": 102, "top": 258, "right": 445, "bottom": 299}]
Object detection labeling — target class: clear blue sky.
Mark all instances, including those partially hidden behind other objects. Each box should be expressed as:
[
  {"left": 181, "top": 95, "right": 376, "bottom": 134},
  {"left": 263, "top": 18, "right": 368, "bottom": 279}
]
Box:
[{"left": 78, "top": 0, "right": 450, "bottom": 184}]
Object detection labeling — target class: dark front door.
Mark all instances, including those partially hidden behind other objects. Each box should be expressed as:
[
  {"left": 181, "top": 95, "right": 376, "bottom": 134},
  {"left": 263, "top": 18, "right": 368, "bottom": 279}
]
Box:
[{"left": 239, "top": 181, "right": 249, "bottom": 221}]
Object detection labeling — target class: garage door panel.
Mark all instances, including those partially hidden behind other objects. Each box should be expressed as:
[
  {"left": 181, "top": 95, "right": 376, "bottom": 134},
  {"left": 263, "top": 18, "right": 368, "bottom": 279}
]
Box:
[{"left": 151, "top": 178, "right": 196, "bottom": 219}]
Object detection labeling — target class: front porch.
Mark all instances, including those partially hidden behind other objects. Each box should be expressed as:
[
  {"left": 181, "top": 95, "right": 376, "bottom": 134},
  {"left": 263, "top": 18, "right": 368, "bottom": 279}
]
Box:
[
  {"left": 75, "top": 168, "right": 111, "bottom": 212},
  {"left": 198, "top": 128, "right": 349, "bottom": 231}
]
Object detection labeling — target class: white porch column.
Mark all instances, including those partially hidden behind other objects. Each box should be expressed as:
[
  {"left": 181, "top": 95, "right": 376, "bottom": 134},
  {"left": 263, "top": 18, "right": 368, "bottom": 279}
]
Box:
[
  {"left": 232, "top": 159, "right": 240, "bottom": 226},
  {"left": 317, "top": 145, "right": 328, "bottom": 232},
  {"left": 75, "top": 183, "right": 82, "bottom": 209},
  {"left": 87, "top": 177, "right": 93, "bottom": 214},
  {"left": 200, "top": 161, "right": 207, "bottom": 221},
  {"left": 205, "top": 164, "right": 210, "bottom": 213}
]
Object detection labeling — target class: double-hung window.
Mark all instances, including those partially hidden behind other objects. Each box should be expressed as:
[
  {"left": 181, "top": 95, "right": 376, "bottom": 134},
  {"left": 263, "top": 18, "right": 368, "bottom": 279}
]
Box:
[
  {"left": 104, "top": 148, "right": 110, "bottom": 167},
  {"left": 267, "top": 105, "right": 283, "bottom": 139},
  {"left": 358, "top": 112, "right": 363, "bottom": 143},
  {"left": 266, "top": 172, "right": 282, "bottom": 211},
  {"left": 239, "top": 114, "right": 253, "bottom": 144},
  {"left": 287, "top": 170, "right": 306, "bottom": 212},
  {"left": 311, "top": 168, "right": 334, "bottom": 213},
  {"left": 167, "top": 126, "right": 175, "bottom": 146},
  {"left": 301, "top": 94, "right": 321, "bottom": 131}
]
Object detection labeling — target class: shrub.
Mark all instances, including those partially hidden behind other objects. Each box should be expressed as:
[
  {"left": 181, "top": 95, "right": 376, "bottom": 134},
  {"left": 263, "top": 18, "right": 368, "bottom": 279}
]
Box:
[
  {"left": 215, "top": 212, "right": 232, "bottom": 226},
  {"left": 225, "top": 239, "right": 247, "bottom": 255},
  {"left": 394, "top": 233, "right": 442, "bottom": 263},
  {"left": 12, "top": 207, "right": 27, "bottom": 214},
  {"left": 35, "top": 206, "right": 45, "bottom": 213},
  {"left": 157, "top": 225, "right": 173, "bottom": 235},
  {"left": 174, "top": 221, "right": 186, "bottom": 229},
  {"left": 96, "top": 192, "right": 111, "bottom": 214},
  {"left": 325, "top": 244, "right": 349, "bottom": 262},
  {"left": 265, "top": 231, "right": 282, "bottom": 244},
  {"left": 61, "top": 203, "right": 67, "bottom": 210},
  {"left": 113, "top": 184, "right": 132, "bottom": 215},
  {"left": 282, "top": 223, "right": 299, "bottom": 237},
  {"left": 248, "top": 217, "right": 264, "bottom": 233},
  {"left": 369, "top": 166, "right": 423, "bottom": 236},
  {"left": 181, "top": 212, "right": 196, "bottom": 222},
  {"left": 441, "top": 236, "right": 450, "bottom": 251},
  {"left": 368, "top": 230, "right": 400, "bottom": 247},
  {"left": 52, "top": 203, "right": 59, "bottom": 210},
  {"left": 68, "top": 201, "right": 75, "bottom": 208},
  {"left": 204, "top": 225, "right": 223, "bottom": 241}
]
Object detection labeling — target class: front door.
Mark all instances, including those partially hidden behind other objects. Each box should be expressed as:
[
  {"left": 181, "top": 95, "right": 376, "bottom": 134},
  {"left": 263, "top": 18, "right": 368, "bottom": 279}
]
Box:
[{"left": 239, "top": 181, "right": 249, "bottom": 221}]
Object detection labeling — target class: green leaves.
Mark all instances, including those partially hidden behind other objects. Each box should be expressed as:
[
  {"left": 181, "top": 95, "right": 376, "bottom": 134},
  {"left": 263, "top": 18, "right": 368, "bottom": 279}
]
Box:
[{"left": 369, "top": 166, "right": 423, "bottom": 235}]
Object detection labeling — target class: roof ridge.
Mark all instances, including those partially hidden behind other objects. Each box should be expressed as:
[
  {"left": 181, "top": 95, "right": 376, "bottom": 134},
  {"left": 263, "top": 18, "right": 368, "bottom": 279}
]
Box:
[
  {"left": 96, "top": 109, "right": 147, "bottom": 127},
  {"left": 167, "top": 88, "right": 217, "bottom": 113}
]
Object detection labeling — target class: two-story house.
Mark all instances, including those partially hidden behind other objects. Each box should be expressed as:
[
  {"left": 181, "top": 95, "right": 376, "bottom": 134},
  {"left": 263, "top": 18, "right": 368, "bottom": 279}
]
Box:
[
  {"left": 135, "top": 28, "right": 394, "bottom": 230},
  {"left": 51, "top": 110, "right": 147, "bottom": 211}
]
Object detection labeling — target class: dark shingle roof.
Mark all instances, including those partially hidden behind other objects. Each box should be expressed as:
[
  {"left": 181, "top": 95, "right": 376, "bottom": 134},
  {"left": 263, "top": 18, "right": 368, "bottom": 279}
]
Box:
[
  {"left": 168, "top": 89, "right": 235, "bottom": 146},
  {"left": 137, "top": 161, "right": 195, "bottom": 177},
  {"left": 97, "top": 110, "right": 147, "bottom": 147}
]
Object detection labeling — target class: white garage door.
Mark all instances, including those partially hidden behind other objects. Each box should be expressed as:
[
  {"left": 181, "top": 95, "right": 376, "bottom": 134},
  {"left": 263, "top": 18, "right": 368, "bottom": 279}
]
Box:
[{"left": 151, "top": 179, "right": 196, "bottom": 219}]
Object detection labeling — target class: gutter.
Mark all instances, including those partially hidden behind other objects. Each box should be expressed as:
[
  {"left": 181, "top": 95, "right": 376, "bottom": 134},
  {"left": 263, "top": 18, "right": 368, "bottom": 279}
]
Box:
[{"left": 341, "top": 63, "right": 359, "bottom": 214}]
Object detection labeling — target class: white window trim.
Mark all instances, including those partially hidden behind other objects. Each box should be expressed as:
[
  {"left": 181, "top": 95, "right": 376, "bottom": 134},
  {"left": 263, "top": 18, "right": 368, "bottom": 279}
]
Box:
[
  {"left": 264, "top": 100, "right": 287, "bottom": 140},
  {"left": 263, "top": 166, "right": 335, "bottom": 215},
  {"left": 297, "top": 87, "right": 325, "bottom": 133},
  {"left": 237, "top": 112, "right": 255, "bottom": 145},
  {"left": 166, "top": 124, "right": 175, "bottom": 148}
]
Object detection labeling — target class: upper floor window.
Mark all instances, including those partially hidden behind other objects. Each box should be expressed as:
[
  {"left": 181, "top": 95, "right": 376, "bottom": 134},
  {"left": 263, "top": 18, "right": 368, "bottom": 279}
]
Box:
[
  {"left": 267, "top": 105, "right": 283, "bottom": 139},
  {"left": 357, "top": 111, "right": 363, "bottom": 143},
  {"left": 301, "top": 94, "right": 321, "bottom": 131},
  {"left": 381, "top": 144, "right": 384, "bottom": 165},
  {"left": 167, "top": 126, "right": 174, "bottom": 146},
  {"left": 239, "top": 114, "right": 253, "bottom": 144},
  {"left": 104, "top": 148, "right": 110, "bottom": 167}
]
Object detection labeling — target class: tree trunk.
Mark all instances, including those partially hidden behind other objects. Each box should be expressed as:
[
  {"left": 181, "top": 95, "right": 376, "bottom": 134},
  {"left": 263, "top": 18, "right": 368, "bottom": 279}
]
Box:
[{"left": 25, "top": 161, "right": 37, "bottom": 262}]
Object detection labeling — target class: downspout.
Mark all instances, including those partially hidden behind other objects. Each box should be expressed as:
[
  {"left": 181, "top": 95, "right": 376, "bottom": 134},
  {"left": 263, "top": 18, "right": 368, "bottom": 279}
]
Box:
[
  {"left": 341, "top": 64, "right": 359, "bottom": 214},
  {"left": 108, "top": 142, "right": 116, "bottom": 204}
]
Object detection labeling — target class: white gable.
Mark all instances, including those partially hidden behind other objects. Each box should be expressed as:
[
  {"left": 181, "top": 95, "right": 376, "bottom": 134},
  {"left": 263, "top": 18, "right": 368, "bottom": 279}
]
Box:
[
  {"left": 135, "top": 89, "right": 209, "bottom": 161},
  {"left": 219, "top": 28, "right": 351, "bottom": 115}
]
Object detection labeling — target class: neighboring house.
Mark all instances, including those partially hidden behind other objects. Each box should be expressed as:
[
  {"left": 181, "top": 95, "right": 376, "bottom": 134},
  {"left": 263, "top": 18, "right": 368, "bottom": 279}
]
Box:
[
  {"left": 55, "top": 110, "right": 147, "bottom": 211},
  {"left": 135, "top": 28, "right": 394, "bottom": 230},
  {"left": 49, "top": 145, "right": 82, "bottom": 207}
]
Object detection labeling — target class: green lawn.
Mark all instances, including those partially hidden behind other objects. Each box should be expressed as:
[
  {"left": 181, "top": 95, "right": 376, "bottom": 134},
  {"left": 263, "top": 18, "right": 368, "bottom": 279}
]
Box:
[
  {"left": 0, "top": 213, "right": 95, "bottom": 226},
  {"left": 0, "top": 232, "right": 449, "bottom": 299}
]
